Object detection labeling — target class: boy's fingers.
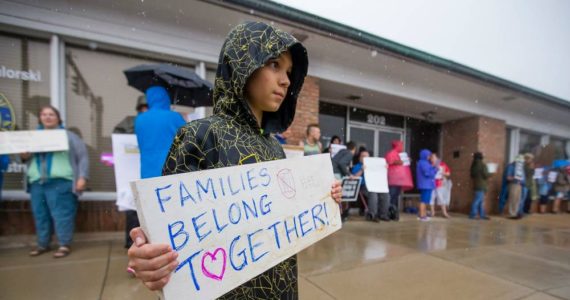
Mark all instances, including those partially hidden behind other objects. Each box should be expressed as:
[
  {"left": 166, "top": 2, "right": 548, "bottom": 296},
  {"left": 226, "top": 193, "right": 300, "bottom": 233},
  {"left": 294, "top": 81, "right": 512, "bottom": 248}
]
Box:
[
  {"left": 136, "top": 251, "right": 178, "bottom": 272},
  {"left": 137, "top": 259, "right": 178, "bottom": 282},
  {"left": 128, "top": 243, "right": 173, "bottom": 260},
  {"left": 129, "top": 227, "right": 147, "bottom": 247}
]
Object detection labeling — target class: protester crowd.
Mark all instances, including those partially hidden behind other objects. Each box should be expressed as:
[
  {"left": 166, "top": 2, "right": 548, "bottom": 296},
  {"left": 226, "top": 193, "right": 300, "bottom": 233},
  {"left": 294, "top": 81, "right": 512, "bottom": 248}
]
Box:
[{"left": 0, "top": 20, "right": 568, "bottom": 300}]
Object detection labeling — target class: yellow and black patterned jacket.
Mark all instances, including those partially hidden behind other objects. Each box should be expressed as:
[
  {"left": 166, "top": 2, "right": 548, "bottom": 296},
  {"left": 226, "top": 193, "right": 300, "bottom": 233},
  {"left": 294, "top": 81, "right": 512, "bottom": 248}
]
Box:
[{"left": 163, "top": 21, "right": 308, "bottom": 299}]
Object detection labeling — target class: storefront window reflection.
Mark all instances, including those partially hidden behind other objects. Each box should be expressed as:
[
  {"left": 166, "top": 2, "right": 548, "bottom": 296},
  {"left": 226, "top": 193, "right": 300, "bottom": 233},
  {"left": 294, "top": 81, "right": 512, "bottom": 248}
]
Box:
[
  {"left": 0, "top": 33, "right": 51, "bottom": 190},
  {"left": 65, "top": 46, "right": 194, "bottom": 192}
]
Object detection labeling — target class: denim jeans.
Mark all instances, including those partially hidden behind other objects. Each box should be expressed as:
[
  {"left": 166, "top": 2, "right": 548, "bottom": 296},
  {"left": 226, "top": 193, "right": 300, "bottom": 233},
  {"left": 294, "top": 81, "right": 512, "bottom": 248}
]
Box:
[
  {"left": 389, "top": 186, "right": 401, "bottom": 209},
  {"left": 30, "top": 179, "right": 78, "bottom": 248},
  {"left": 470, "top": 190, "right": 487, "bottom": 218}
]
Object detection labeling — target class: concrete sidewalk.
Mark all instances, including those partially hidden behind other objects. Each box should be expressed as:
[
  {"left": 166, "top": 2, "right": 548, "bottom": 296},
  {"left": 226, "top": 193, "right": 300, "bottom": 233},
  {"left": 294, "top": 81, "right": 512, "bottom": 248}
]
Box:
[{"left": 1, "top": 213, "right": 570, "bottom": 300}]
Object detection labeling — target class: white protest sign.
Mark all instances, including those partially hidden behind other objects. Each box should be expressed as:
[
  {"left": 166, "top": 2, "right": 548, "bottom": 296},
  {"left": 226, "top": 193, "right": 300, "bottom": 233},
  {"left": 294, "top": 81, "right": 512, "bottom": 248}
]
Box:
[
  {"left": 547, "top": 171, "right": 558, "bottom": 183},
  {"left": 131, "top": 154, "right": 341, "bottom": 300},
  {"left": 533, "top": 168, "right": 544, "bottom": 179},
  {"left": 282, "top": 144, "right": 304, "bottom": 159},
  {"left": 399, "top": 152, "right": 411, "bottom": 166},
  {"left": 112, "top": 134, "right": 140, "bottom": 211},
  {"left": 330, "top": 144, "right": 346, "bottom": 158},
  {"left": 363, "top": 157, "right": 389, "bottom": 193},
  {"left": 0, "top": 129, "right": 68, "bottom": 155}
]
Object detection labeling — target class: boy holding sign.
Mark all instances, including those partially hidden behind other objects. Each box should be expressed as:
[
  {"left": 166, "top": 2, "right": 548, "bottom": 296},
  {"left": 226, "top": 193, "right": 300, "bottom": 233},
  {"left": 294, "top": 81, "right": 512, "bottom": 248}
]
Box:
[{"left": 128, "top": 22, "right": 342, "bottom": 298}]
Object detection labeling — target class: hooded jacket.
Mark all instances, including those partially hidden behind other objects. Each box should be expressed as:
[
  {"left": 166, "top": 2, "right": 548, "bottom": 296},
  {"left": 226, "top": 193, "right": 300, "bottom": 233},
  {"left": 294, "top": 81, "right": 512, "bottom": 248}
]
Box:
[
  {"left": 470, "top": 154, "right": 489, "bottom": 191},
  {"left": 416, "top": 149, "right": 437, "bottom": 190},
  {"left": 135, "top": 86, "right": 186, "bottom": 179},
  {"left": 162, "top": 22, "right": 308, "bottom": 299},
  {"left": 385, "top": 140, "right": 414, "bottom": 190}
]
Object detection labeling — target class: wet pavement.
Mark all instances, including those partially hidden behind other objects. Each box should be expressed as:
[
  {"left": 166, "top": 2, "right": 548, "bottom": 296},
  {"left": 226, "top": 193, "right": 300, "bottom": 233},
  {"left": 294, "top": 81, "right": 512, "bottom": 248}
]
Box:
[{"left": 1, "top": 213, "right": 569, "bottom": 300}]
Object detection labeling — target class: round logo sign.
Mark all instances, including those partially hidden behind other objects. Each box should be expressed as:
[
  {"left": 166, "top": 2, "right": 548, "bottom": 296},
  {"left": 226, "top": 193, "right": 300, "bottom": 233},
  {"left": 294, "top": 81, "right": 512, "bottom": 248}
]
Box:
[{"left": 0, "top": 92, "right": 16, "bottom": 131}]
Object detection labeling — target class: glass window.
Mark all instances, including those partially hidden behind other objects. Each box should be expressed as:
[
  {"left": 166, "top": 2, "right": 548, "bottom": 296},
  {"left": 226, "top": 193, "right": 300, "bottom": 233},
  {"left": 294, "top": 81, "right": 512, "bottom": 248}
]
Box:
[
  {"left": 319, "top": 102, "right": 346, "bottom": 148},
  {"left": 550, "top": 137, "right": 569, "bottom": 159},
  {"left": 65, "top": 46, "right": 193, "bottom": 192},
  {"left": 0, "top": 33, "right": 51, "bottom": 190},
  {"left": 519, "top": 131, "right": 541, "bottom": 156}
]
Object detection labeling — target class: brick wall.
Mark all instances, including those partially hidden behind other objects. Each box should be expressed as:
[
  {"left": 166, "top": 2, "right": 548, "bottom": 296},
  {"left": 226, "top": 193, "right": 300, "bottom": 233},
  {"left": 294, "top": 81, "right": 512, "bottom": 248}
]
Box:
[
  {"left": 288, "top": 76, "right": 319, "bottom": 145},
  {"left": 0, "top": 201, "right": 124, "bottom": 235},
  {"left": 442, "top": 116, "right": 506, "bottom": 214}
]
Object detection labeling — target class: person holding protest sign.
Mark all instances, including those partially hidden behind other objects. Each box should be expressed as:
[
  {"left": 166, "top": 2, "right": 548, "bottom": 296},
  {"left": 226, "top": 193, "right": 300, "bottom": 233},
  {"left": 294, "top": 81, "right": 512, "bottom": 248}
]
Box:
[
  {"left": 127, "top": 21, "right": 342, "bottom": 298},
  {"left": 385, "top": 140, "right": 414, "bottom": 221},
  {"left": 22, "top": 105, "right": 89, "bottom": 258}
]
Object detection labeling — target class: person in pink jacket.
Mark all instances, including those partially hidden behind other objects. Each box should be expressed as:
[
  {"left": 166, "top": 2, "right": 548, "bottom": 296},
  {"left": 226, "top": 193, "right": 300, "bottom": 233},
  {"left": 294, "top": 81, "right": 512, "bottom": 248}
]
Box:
[{"left": 385, "top": 140, "right": 414, "bottom": 221}]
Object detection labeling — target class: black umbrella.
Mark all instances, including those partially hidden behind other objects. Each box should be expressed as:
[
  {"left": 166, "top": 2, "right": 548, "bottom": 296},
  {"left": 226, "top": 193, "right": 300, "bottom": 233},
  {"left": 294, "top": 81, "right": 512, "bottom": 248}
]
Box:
[{"left": 123, "top": 63, "right": 214, "bottom": 107}]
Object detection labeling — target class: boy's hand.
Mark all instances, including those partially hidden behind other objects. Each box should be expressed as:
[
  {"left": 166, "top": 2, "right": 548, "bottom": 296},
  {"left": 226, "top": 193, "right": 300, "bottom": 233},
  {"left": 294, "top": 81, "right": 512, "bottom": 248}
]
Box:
[
  {"left": 127, "top": 227, "right": 179, "bottom": 291},
  {"left": 331, "top": 181, "right": 342, "bottom": 204}
]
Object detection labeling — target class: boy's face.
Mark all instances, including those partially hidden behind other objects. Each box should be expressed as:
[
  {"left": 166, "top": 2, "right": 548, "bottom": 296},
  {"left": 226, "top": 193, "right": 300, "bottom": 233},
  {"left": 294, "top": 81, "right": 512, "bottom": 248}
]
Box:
[{"left": 245, "top": 51, "right": 293, "bottom": 115}]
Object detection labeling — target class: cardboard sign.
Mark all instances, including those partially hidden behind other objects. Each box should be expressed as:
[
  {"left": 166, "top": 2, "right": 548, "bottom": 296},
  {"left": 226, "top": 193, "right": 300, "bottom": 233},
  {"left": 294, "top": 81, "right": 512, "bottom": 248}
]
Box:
[
  {"left": 282, "top": 144, "right": 304, "bottom": 159},
  {"left": 363, "top": 157, "right": 389, "bottom": 193},
  {"left": 329, "top": 144, "right": 346, "bottom": 158},
  {"left": 112, "top": 134, "right": 141, "bottom": 211},
  {"left": 341, "top": 177, "right": 362, "bottom": 201},
  {"left": 399, "top": 152, "right": 411, "bottom": 166},
  {"left": 131, "top": 154, "right": 341, "bottom": 300},
  {"left": 0, "top": 129, "right": 68, "bottom": 155},
  {"left": 533, "top": 168, "right": 544, "bottom": 179},
  {"left": 548, "top": 171, "right": 558, "bottom": 183}
]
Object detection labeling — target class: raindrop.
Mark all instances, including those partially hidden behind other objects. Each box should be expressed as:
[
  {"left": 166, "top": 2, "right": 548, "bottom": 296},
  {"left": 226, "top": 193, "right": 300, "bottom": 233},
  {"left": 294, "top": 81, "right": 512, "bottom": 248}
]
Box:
[
  {"left": 249, "top": 9, "right": 255, "bottom": 14},
  {"left": 141, "top": 0, "right": 144, "bottom": 2},
  {"left": 358, "top": 32, "right": 362, "bottom": 36},
  {"left": 474, "top": 99, "right": 478, "bottom": 104},
  {"left": 371, "top": 50, "right": 378, "bottom": 57},
  {"left": 131, "top": 27, "right": 137, "bottom": 32},
  {"left": 271, "top": 21, "right": 275, "bottom": 25},
  {"left": 401, "top": 82, "right": 405, "bottom": 86},
  {"left": 530, "top": 111, "right": 534, "bottom": 115}
]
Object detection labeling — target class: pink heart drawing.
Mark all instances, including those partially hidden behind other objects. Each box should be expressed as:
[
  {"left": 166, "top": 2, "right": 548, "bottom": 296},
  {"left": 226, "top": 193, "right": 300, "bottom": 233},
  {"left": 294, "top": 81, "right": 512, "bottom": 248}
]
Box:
[{"left": 201, "top": 248, "right": 227, "bottom": 281}]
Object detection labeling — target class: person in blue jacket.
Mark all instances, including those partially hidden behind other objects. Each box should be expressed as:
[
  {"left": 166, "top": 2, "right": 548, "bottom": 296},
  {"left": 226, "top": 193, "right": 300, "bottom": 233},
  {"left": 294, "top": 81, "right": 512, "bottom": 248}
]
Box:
[
  {"left": 129, "top": 86, "right": 185, "bottom": 256},
  {"left": 416, "top": 149, "right": 438, "bottom": 221},
  {"left": 135, "top": 86, "right": 186, "bottom": 179}
]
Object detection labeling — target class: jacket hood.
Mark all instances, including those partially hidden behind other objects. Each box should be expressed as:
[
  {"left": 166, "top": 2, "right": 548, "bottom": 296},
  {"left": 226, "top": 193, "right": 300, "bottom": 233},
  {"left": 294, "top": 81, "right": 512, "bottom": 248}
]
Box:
[
  {"left": 420, "top": 149, "right": 432, "bottom": 160},
  {"left": 213, "top": 21, "right": 308, "bottom": 133},
  {"left": 146, "top": 86, "right": 171, "bottom": 110},
  {"left": 391, "top": 140, "right": 404, "bottom": 152}
]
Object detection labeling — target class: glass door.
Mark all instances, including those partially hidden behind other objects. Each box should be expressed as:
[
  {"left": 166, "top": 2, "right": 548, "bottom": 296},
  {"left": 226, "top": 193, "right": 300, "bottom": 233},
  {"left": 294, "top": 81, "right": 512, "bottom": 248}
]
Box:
[{"left": 348, "top": 122, "right": 404, "bottom": 157}]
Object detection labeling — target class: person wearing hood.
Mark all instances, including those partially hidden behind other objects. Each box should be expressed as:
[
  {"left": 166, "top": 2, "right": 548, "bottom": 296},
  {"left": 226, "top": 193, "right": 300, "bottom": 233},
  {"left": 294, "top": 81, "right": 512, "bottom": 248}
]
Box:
[
  {"left": 385, "top": 140, "right": 414, "bottom": 221},
  {"left": 21, "top": 106, "right": 89, "bottom": 258},
  {"left": 134, "top": 86, "right": 185, "bottom": 179},
  {"left": 127, "top": 22, "right": 342, "bottom": 299},
  {"left": 416, "top": 149, "right": 438, "bottom": 221},
  {"left": 470, "top": 152, "right": 490, "bottom": 220}
]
